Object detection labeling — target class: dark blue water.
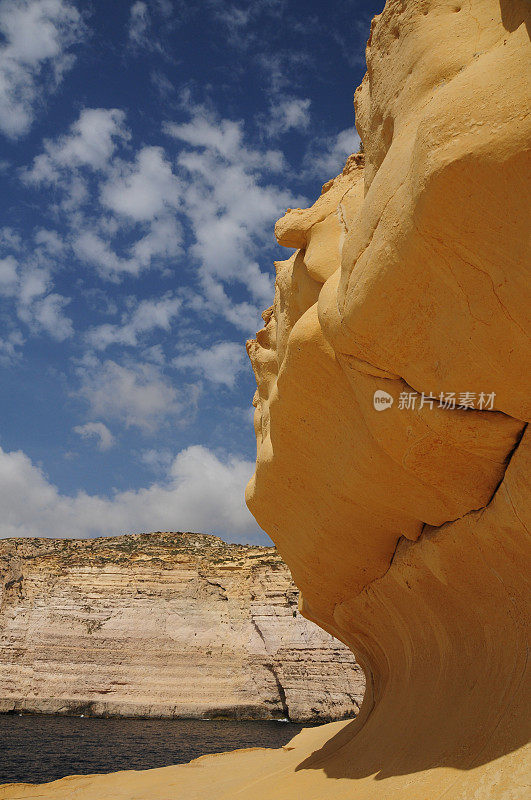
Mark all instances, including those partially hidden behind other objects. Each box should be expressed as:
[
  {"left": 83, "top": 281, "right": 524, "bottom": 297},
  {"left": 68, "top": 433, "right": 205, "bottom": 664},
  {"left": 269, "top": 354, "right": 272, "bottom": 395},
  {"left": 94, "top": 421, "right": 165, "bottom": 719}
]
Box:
[{"left": 0, "top": 715, "right": 308, "bottom": 785}]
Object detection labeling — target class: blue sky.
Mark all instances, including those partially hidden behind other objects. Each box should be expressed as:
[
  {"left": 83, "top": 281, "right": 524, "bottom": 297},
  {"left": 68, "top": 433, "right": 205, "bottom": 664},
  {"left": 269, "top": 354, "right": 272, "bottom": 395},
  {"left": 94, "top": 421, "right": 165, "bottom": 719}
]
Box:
[{"left": 0, "top": 0, "right": 380, "bottom": 543}]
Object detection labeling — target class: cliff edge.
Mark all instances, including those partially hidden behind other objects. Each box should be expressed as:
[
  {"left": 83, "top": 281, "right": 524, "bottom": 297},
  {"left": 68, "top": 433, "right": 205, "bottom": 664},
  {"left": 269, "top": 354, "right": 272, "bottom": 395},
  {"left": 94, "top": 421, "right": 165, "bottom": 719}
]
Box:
[{"left": 0, "top": 532, "right": 364, "bottom": 723}]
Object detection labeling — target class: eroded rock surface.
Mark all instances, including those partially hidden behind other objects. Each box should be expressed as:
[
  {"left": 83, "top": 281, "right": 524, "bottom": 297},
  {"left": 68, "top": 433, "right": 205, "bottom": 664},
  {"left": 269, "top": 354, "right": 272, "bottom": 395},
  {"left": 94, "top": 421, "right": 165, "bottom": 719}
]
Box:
[{"left": 0, "top": 532, "right": 364, "bottom": 723}]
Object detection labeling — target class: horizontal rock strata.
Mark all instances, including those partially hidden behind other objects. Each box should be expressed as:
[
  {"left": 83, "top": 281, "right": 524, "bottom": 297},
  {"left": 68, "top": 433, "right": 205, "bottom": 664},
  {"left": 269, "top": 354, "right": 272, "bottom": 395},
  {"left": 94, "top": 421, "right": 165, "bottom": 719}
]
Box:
[{"left": 0, "top": 532, "right": 364, "bottom": 722}]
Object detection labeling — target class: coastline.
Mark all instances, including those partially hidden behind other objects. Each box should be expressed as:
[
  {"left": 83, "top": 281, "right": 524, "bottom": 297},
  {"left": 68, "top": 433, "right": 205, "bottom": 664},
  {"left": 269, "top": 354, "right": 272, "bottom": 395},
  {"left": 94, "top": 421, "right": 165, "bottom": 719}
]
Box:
[
  {"left": 0, "top": 705, "right": 346, "bottom": 723},
  {"left": 0, "top": 714, "right": 316, "bottom": 790}
]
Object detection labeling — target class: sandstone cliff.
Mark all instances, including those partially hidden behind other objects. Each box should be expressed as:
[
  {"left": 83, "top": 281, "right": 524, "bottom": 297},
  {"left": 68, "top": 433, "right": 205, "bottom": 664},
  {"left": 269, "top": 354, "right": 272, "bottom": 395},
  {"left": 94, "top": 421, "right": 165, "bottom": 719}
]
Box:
[{"left": 0, "top": 532, "right": 364, "bottom": 723}]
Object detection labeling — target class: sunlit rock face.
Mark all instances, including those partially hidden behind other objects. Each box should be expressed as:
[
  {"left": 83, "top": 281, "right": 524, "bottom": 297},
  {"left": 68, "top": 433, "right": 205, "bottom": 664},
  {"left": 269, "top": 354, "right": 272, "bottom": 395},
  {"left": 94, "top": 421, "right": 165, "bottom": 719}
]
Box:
[
  {"left": 0, "top": 533, "right": 364, "bottom": 723},
  {"left": 242, "top": 0, "right": 531, "bottom": 796},
  {"left": 246, "top": 51, "right": 528, "bottom": 636}
]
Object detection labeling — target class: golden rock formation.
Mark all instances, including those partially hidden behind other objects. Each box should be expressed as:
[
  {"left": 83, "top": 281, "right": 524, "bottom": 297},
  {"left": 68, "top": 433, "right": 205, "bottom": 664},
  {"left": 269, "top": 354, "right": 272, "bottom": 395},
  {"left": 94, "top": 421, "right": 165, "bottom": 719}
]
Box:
[{"left": 2, "top": 0, "right": 529, "bottom": 797}]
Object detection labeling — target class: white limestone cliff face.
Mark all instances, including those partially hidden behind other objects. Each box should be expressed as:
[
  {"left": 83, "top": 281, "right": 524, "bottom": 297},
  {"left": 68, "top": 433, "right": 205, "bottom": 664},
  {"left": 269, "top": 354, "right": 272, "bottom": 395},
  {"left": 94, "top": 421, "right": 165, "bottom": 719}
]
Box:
[{"left": 0, "top": 532, "right": 364, "bottom": 722}]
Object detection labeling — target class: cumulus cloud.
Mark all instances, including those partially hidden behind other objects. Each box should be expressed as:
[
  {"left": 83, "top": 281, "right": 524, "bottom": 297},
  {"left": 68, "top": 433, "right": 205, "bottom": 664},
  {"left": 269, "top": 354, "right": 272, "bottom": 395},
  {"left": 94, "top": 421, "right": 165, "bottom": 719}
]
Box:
[
  {"left": 164, "top": 103, "right": 307, "bottom": 327},
  {"left": 150, "top": 69, "right": 173, "bottom": 97},
  {"left": 73, "top": 217, "right": 182, "bottom": 281},
  {"left": 24, "top": 109, "right": 183, "bottom": 279},
  {"left": 128, "top": 1, "right": 149, "bottom": 46},
  {"left": 73, "top": 421, "right": 115, "bottom": 451},
  {"left": 29, "top": 291, "right": 73, "bottom": 339},
  {"left": 16, "top": 265, "right": 49, "bottom": 306},
  {"left": 127, "top": 0, "right": 172, "bottom": 53},
  {"left": 23, "top": 108, "right": 129, "bottom": 184},
  {"left": 186, "top": 276, "right": 264, "bottom": 333},
  {"left": 0, "top": 226, "right": 22, "bottom": 250},
  {"left": 0, "top": 444, "right": 263, "bottom": 542},
  {"left": 130, "top": 216, "right": 182, "bottom": 268},
  {"left": 174, "top": 341, "right": 246, "bottom": 388},
  {"left": 34, "top": 228, "right": 66, "bottom": 255},
  {"left": 305, "top": 126, "right": 361, "bottom": 180},
  {"left": 265, "top": 96, "right": 311, "bottom": 137},
  {"left": 165, "top": 110, "right": 285, "bottom": 171},
  {"left": 139, "top": 446, "right": 173, "bottom": 473},
  {"left": 15, "top": 102, "right": 305, "bottom": 340},
  {"left": 0, "top": 255, "right": 18, "bottom": 294},
  {"left": 210, "top": 0, "right": 284, "bottom": 52},
  {"left": 0, "top": 329, "right": 24, "bottom": 364},
  {"left": 0, "top": 0, "right": 85, "bottom": 138},
  {"left": 86, "top": 293, "right": 182, "bottom": 350},
  {"left": 0, "top": 249, "right": 73, "bottom": 341},
  {"left": 100, "top": 146, "right": 181, "bottom": 222},
  {"left": 72, "top": 229, "right": 139, "bottom": 278},
  {"left": 75, "top": 357, "right": 183, "bottom": 433}
]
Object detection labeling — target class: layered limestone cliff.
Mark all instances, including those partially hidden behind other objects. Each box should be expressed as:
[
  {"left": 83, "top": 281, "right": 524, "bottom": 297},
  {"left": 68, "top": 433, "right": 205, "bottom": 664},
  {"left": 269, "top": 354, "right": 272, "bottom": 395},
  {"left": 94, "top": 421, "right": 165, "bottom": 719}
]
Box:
[{"left": 0, "top": 532, "right": 364, "bottom": 723}]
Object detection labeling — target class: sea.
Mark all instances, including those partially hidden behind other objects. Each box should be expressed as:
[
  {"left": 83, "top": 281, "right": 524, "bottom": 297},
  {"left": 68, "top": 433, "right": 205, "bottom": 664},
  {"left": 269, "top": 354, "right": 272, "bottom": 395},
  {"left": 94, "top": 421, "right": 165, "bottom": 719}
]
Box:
[{"left": 0, "top": 714, "right": 309, "bottom": 785}]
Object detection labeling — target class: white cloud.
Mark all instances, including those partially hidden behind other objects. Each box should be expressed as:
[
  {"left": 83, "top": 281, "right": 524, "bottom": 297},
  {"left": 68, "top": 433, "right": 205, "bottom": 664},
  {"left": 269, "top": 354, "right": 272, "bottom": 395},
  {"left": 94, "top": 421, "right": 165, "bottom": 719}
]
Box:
[
  {"left": 101, "top": 146, "right": 181, "bottom": 222},
  {"left": 23, "top": 109, "right": 183, "bottom": 280},
  {"left": 73, "top": 217, "right": 183, "bottom": 280},
  {"left": 139, "top": 447, "right": 173, "bottom": 473},
  {"left": 165, "top": 110, "right": 285, "bottom": 172},
  {"left": 17, "top": 265, "right": 49, "bottom": 306},
  {"left": 75, "top": 357, "right": 182, "bottom": 433},
  {"left": 0, "top": 444, "right": 263, "bottom": 542},
  {"left": 86, "top": 293, "right": 182, "bottom": 350},
  {"left": 305, "top": 126, "right": 360, "bottom": 180},
  {"left": 155, "top": 0, "right": 172, "bottom": 17},
  {"left": 214, "top": 3, "right": 251, "bottom": 39},
  {"left": 164, "top": 104, "right": 306, "bottom": 327},
  {"left": 0, "top": 258, "right": 74, "bottom": 340},
  {"left": 34, "top": 228, "right": 65, "bottom": 255},
  {"left": 84, "top": 287, "right": 118, "bottom": 316},
  {"left": 210, "top": 0, "right": 283, "bottom": 51},
  {"left": 16, "top": 103, "right": 304, "bottom": 335},
  {"left": 0, "top": 0, "right": 85, "bottom": 138},
  {"left": 128, "top": 1, "right": 149, "bottom": 46},
  {"left": 150, "top": 69, "right": 173, "bottom": 97},
  {"left": 72, "top": 230, "right": 138, "bottom": 278},
  {"left": 0, "top": 228, "right": 74, "bottom": 341},
  {"left": 141, "top": 343, "right": 165, "bottom": 364},
  {"left": 265, "top": 96, "right": 311, "bottom": 137},
  {"left": 131, "top": 216, "right": 182, "bottom": 267},
  {"left": 30, "top": 291, "right": 73, "bottom": 339},
  {"left": 174, "top": 341, "right": 246, "bottom": 388},
  {"left": 73, "top": 421, "right": 115, "bottom": 451},
  {"left": 165, "top": 114, "right": 250, "bottom": 164},
  {"left": 0, "top": 226, "right": 22, "bottom": 250},
  {"left": 186, "top": 277, "right": 262, "bottom": 334},
  {"left": 0, "top": 329, "right": 24, "bottom": 364},
  {"left": 0, "top": 255, "right": 18, "bottom": 295},
  {"left": 127, "top": 1, "right": 171, "bottom": 53},
  {"left": 23, "top": 108, "right": 129, "bottom": 183}
]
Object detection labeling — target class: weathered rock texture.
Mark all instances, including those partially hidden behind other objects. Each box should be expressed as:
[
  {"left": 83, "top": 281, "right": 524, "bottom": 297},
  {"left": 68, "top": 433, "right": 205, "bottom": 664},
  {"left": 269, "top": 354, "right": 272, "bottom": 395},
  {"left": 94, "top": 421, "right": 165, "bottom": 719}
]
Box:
[
  {"left": 0, "top": 532, "right": 364, "bottom": 723},
  {"left": 1, "top": 0, "right": 529, "bottom": 797},
  {"left": 11, "top": 436, "right": 526, "bottom": 800}
]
